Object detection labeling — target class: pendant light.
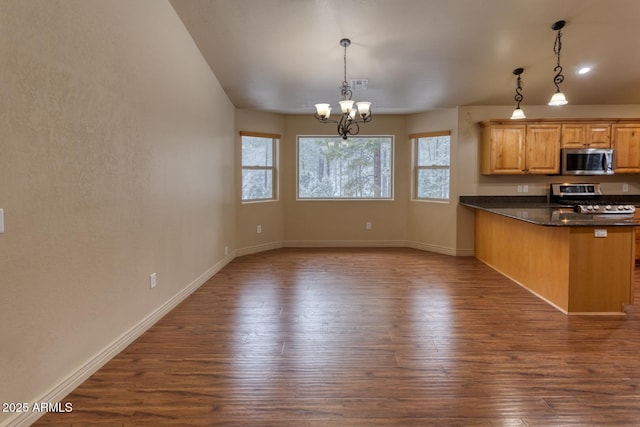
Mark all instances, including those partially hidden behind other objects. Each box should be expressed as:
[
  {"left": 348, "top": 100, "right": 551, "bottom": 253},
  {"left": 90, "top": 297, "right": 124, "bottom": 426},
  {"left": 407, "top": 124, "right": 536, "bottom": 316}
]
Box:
[
  {"left": 548, "top": 20, "right": 568, "bottom": 106},
  {"left": 314, "top": 38, "right": 372, "bottom": 140},
  {"left": 510, "top": 68, "right": 526, "bottom": 119}
]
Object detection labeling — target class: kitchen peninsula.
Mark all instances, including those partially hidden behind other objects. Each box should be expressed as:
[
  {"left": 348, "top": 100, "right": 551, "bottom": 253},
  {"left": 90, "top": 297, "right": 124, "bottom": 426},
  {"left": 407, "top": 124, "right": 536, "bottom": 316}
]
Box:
[{"left": 461, "top": 194, "right": 638, "bottom": 315}]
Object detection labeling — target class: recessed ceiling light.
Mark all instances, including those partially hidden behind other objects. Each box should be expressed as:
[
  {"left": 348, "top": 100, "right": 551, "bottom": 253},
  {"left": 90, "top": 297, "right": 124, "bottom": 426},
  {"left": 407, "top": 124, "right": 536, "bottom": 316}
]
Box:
[{"left": 578, "top": 66, "right": 591, "bottom": 74}]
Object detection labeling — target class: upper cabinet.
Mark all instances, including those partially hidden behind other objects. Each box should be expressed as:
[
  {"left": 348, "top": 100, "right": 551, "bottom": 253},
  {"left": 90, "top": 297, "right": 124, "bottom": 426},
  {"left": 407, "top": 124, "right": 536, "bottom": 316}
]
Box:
[
  {"left": 561, "top": 124, "right": 611, "bottom": 148},
  {"left": 525, "top": 124, "right": 561, "bottom": 174},
  {"left": 612, "top": 124, "right": 640, "bottom": 173},
  {"left": 480, "top": 122, "right": 560, "bottom": 174},
  {"left": 481, "top": 124, "right": 526, "bottom": 174},
  {"left": 481, "top": 119, "right": 640, "bottom": 175}
]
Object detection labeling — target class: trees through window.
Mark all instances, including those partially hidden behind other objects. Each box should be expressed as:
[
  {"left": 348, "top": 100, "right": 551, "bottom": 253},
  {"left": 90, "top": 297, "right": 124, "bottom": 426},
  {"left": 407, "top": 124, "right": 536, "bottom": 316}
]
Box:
[
  {"left": 297, "top": 136, "right": 393, "bottom": 199},
  {"left": 241, "top": 132, "right": 278, "bottom": 202},
  {"left": 413, "top": 132, "right": 450, "bottom": 201}
]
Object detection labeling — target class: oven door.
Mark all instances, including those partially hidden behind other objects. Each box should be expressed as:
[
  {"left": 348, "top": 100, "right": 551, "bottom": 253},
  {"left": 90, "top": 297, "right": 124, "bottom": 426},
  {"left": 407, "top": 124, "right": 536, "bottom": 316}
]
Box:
[{"left": 561, "top": 148, "right": 614, "bottom": 175}]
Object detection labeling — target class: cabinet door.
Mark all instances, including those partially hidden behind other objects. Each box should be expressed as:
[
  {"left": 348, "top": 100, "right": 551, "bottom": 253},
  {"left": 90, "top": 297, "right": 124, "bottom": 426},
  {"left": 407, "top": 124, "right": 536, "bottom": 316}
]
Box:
[
  {"left": 482, "top": 125, "right": 526, "bottom": 174},
  {"left": 525, "top": 125, "right": 561, "bottom": 174},
  {"left": 612, "top": 125, "right": 640, "bottom": 173},
  {"left": 561, "top": 124, "right": 585, "bottom": 148},
  {"left": 586, "top": 124, "right": 611, "bottom": 148}
]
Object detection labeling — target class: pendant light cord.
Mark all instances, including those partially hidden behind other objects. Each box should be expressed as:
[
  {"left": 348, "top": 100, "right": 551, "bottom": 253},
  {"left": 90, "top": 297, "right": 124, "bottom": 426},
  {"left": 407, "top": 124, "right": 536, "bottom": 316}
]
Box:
[{"left": 552, "top": 29, "right": 564, "bottom": 89}]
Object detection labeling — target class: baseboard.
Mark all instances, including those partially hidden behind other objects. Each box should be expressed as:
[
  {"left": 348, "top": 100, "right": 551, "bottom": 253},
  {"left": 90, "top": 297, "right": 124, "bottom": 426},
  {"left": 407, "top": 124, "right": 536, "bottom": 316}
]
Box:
[
  {"left": 6, "top": 254, "right": 235, "bottom": 427},
  {"left": 406, "top": 240, "right": 475, "bottom": 257},
  {"left": 283, "top": 239, "right": 406, "bottom": 248},
  {"left": 235, "top": 241, "right": 283, "bottom": 257}
]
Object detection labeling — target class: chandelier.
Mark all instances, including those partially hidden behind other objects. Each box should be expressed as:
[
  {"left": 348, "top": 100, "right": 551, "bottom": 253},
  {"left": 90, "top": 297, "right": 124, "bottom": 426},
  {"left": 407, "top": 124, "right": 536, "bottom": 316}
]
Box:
[{"left": 314, "top": 38, "right": 372, "bottom": 140}]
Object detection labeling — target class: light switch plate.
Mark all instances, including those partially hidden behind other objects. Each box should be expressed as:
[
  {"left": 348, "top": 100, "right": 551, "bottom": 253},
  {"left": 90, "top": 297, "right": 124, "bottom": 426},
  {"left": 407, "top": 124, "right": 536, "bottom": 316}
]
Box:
[{"left": 0, "top": 208, "right": 4, "bottom": 233}]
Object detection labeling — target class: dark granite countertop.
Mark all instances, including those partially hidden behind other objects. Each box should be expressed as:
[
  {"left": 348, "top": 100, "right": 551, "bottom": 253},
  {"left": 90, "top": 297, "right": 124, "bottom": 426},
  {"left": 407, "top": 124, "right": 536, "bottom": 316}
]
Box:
[{"left": 459, "top": 196, "right": 640, "bottom": 227}]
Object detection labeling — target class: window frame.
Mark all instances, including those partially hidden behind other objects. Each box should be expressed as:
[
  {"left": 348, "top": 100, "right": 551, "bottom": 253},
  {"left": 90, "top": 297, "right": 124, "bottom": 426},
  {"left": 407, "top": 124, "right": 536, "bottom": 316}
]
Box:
[
  {"left": 240, "top": 131, "right": 279, "bottom": 203},
  {"left": 410, "top": 131, "right": 451, "bottom": 202},
  {"left": 296, "top": 135, "right": 395, "bottom": 201}
]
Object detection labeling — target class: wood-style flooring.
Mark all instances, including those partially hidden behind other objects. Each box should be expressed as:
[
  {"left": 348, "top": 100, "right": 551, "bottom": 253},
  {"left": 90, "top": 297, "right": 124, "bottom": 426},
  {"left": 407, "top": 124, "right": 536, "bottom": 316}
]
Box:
[{"left": 35, "top": 248, "right": 640, "bottom": 426}]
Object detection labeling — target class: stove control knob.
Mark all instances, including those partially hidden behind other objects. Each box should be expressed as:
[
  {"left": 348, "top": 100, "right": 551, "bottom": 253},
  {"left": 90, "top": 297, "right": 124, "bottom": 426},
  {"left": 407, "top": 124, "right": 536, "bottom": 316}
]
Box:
[
  {"left": 605, "top": 205, "right": 613, "bottom": 211},
  {"left": 618, "top": 205, "right": 625, "bottom": 211},
  {"left": 625, "top": 205, "right": 634, "bottom": 210},
  {"left": 593, "top": 205, "right": 600, "bottom": 211}
]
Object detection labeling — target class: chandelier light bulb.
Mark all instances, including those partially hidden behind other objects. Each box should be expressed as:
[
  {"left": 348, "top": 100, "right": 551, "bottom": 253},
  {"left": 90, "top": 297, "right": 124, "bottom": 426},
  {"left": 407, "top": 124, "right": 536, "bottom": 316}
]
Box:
[
  {"left": 356, "top": 102, "right": 371, "bottom": 118},
  {"left": 315, "top": 103, "right": 331, "bottom": 119},
  {"left": 339, "top": 99, "right": 354, "bottom": 114}
]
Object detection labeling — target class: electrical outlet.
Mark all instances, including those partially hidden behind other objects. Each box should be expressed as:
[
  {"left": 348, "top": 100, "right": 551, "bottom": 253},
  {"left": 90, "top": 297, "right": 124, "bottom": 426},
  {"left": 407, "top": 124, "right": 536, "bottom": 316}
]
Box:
[
  {"left": 594, "top": 229, "right": 607, "bottom": 238},
  {"left": 0, "top": 208, "right": 4, "bottom": 233},
  {"left": 623, "top": 183, "right": 629, "bottom": 193},
  {"left": 150, "top": 273, "right": 157, "bottom": 289},
  {"left": 224, "top": 246, "right": 229, "bottom": 256},
  {"left": 517, "top": 185, "right": 523, "bottom": 193},
  {"left": 522, "top": 184, "right": 529, "bottom": 193},
  {"left": 366, "top": 221, "right": 372, "bottom": 230},
  {"left": 257, "top": 225, "right": 262, "bottom": 233}
]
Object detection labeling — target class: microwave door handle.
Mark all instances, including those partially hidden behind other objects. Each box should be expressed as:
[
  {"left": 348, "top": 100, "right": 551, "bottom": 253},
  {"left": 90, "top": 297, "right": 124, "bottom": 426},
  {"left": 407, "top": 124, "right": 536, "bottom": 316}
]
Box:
[{"left": 603, "top": 152, "right": 610, "bottom": 171}]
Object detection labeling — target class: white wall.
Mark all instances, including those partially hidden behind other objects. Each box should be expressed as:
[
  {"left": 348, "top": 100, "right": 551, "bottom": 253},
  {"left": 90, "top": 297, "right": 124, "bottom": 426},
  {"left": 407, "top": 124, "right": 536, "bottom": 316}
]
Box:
[{"left": 0, "top": 1, "right": 235, "bottom": 425}]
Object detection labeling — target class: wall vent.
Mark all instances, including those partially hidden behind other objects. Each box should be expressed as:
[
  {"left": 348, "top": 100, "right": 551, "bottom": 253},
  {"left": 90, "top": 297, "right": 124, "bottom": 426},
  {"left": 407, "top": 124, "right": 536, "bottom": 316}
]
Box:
[{"left": 350, "top": 79, "right": 368, "bottom": 90}]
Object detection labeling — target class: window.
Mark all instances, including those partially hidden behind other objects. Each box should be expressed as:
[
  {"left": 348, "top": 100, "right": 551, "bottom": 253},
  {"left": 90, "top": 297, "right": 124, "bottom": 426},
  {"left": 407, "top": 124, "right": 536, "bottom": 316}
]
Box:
[
  {"left": 297, "top": 136, "right": 393, "bottom": 199},
  {"left": 412, "top": 131, "right": 451, "bottom": 201},
  {"left": 241, "top": 132, "right": 278, "bottom": 202}
]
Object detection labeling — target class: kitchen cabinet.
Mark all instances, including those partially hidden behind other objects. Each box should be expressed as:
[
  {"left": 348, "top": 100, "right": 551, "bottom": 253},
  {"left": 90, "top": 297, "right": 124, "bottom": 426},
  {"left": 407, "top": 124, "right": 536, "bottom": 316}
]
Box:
[
  {"left": 473, "top": 208, "right": 634, "bottom": 314},
  {"left": 561, "top": 124, "right": 611, "bottom": 148},
  {"left": 612, "top": 124, "right": 640, "bottom": 173},
  {"left": 525, "top": 124, "right": 561, "bottom": 173},
  {"left": 480, "top": 123, "right": 560, "bottom": 174},
  {"left": 480, "top": 124, "right": 525, "bottom": 174}
]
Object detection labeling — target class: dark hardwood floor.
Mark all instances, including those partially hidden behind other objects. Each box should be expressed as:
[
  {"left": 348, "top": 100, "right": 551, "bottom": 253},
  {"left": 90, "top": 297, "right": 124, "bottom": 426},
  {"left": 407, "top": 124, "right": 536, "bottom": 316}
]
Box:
[{"left": 35, "top": 248, "right": 640, "bottom": 426}]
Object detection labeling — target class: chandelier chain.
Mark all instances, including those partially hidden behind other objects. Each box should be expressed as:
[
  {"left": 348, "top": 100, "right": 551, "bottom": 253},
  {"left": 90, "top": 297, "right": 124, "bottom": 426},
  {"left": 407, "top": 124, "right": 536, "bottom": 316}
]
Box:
[{"left": 341, "top": 40, "right": 352, "bottom": 100}]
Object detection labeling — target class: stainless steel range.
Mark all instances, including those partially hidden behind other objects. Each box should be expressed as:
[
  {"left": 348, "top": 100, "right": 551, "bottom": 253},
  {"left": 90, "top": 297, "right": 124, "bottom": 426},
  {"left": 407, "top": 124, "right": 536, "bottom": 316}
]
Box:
[{"left": 549, "top": 183, "right": 636, "bottom": 215}]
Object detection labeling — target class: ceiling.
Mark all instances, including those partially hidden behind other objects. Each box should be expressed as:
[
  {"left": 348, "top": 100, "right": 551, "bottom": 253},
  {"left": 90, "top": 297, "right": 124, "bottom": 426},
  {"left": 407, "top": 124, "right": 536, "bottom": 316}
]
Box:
[{"left": 169, "top": 0, "right": 640, "bottom": 114}]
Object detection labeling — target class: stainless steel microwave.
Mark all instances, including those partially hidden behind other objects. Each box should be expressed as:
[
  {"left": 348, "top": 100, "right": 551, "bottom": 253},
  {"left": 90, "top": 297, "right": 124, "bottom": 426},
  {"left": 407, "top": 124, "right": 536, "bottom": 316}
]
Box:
[{"left": 561, "top": 148, "right": 614, "bottom": 175}]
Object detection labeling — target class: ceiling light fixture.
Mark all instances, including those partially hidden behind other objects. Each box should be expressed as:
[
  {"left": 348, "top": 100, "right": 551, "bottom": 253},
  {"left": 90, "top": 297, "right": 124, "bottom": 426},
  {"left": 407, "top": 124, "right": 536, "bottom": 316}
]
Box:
[
  {"left": 510, "top": 68, "right": 526, "bottom": 120},
  {"left": 548, "top": 20, "right": 568, "bottom": 106},
  {"left": 314, "top": 38, "right": 372, "bottom": 140}
]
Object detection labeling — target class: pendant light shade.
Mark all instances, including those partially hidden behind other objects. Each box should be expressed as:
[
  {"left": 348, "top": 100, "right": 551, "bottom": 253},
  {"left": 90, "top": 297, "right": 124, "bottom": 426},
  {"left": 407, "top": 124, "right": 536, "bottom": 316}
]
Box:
[
  {"left": 548, "top": 91, "right": 568, "bottom": 106},
  {"left": 510, "top": 108, "right": 526, "bottom": 120}
]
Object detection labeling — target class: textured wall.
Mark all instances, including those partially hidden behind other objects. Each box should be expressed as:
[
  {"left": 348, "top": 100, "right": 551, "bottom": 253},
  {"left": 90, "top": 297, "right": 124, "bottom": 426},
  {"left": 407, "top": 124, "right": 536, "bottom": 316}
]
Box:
[{"left": 0, "top": 1, "right": 235, "bottom": 422}]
